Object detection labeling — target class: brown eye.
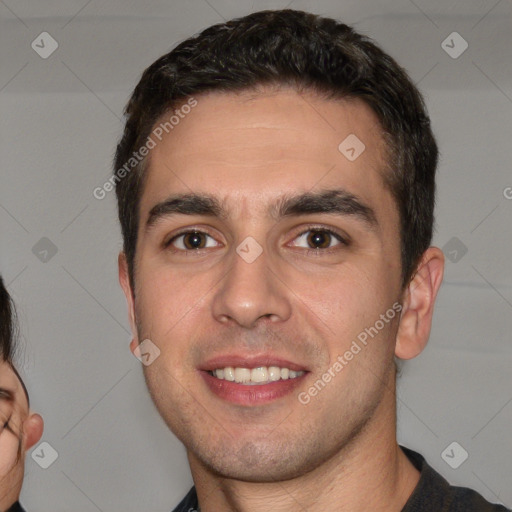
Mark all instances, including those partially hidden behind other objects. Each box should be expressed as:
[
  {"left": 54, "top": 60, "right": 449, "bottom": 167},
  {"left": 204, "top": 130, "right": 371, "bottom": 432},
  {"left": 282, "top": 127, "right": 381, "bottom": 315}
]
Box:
[
  {"left": 167, "top": 231, "right": 219, "bottom": 251},
  {"left": 291, "top": 228, "right": 347, "bottom": 251},
  {"left": 307, "top": 230, "right": 333, "bottom": 249},
  {"left": 182, "top": 232, "right": 207, "bottom": 249}
]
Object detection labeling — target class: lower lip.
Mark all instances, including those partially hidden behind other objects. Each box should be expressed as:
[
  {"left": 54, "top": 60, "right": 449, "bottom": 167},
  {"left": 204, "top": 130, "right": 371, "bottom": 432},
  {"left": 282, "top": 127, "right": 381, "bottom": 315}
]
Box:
[{"left": 200, "top": 371, "right": 308, "bottom": 406}]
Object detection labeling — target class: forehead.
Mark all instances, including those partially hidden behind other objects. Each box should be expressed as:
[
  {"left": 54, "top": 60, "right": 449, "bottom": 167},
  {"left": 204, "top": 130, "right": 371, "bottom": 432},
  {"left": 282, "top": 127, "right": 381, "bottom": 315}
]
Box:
[{"left": 140, "top": 87, "right": 394, "bottom": 222}]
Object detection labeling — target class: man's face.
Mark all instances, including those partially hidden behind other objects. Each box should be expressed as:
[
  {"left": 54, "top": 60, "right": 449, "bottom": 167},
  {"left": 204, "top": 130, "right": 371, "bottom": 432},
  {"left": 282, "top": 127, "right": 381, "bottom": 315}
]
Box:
[{"left": 122, "top": 88, "right": 405, "bottom": 481}]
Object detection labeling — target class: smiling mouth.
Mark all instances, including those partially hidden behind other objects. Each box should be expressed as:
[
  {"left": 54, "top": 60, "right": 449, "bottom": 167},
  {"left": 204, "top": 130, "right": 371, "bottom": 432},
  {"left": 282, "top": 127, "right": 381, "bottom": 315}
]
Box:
[{"left": 208, "top": 366, "right": 306, "bottom": 385}]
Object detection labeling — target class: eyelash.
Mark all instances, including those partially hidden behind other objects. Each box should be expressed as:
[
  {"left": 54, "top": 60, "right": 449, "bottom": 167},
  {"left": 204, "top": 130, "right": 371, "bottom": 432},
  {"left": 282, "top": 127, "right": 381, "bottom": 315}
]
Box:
[{"left": 164, "top": 225, "right": 349, "bottom": 255}]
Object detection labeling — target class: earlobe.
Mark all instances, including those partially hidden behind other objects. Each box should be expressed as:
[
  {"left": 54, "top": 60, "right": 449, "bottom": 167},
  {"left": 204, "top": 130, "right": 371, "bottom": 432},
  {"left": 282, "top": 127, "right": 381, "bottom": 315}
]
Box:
[
  {"left": 395, "top": 247, "right": 444, "bottom": 360},
  {"left": 24, "top": 413, "right": 44, "bottom": 451}
]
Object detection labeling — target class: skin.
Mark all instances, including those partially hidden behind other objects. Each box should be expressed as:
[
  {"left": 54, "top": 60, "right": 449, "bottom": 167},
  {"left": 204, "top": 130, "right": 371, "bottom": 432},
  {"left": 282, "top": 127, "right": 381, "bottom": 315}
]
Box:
[
  {"left": 119, "top": 87, "right": 444, "bottom": 511},
  {"left": 0, "top": 361, "right": 43, "bottom": 510}
]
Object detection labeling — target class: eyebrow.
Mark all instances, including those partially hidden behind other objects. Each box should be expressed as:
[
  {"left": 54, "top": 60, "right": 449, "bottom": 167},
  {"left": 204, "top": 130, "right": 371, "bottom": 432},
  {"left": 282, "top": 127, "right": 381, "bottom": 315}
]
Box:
[{"left": 146, "top": 188, "right": 378, "bottom": 231}]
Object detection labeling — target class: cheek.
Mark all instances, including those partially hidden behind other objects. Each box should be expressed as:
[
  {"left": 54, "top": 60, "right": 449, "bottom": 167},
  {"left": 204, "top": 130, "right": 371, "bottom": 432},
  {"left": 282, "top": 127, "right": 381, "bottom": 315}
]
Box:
[
  {"left": 297, "top": 263, "right": 384, "bottom": 326},
  {"left": 134, "top": 266, "right": 211, "bottom": 371},
  {"left": 0, "top": 431, "right": 20, "bottom": 476},
  {"left": 296, "top": 264, "right": 398, "bottom": 366},
  {"left": 135, "top": 263, "right": 200, "bottom": 330}
]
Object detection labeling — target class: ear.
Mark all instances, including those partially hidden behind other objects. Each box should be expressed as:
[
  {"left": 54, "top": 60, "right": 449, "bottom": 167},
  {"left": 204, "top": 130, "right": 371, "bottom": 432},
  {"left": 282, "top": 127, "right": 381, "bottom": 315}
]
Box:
[
  {"left": 129, "top": 338, "right": 139, "bottom": 357},
  {"left": 118, "top": 252, "right": 139, "bottom": 344},
  {"left": 395, "top": 247, "right": 444, "bottom": 360},
  {"left": 23, "top": 413, "right": 43, "bottom": 450}
]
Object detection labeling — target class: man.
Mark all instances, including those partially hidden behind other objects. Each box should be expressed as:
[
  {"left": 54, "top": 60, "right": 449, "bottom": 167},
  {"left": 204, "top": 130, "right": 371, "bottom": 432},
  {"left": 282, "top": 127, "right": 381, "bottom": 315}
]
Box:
[
  {"left": 114, "top": 9, "right": 510, "bottom": 511},
  {"left": 0, "top": 276, "right": 44, "bottom": 512}
]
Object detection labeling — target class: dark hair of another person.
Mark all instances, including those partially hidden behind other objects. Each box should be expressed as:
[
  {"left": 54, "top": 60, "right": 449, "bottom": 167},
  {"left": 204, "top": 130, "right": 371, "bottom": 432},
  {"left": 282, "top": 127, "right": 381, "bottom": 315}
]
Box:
[
  {"left": 0, "top": 275, "right": 16, "bottom": 362},
  {"left": 114, "top": 9, "right": 438, "bottom": 291}
]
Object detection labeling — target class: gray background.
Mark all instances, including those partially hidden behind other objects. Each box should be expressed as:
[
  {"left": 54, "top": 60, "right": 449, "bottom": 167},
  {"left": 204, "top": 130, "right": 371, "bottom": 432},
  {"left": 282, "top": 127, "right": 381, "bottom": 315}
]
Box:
[{"left": 1, "top": 0, "right": 511, "bottom": 510}]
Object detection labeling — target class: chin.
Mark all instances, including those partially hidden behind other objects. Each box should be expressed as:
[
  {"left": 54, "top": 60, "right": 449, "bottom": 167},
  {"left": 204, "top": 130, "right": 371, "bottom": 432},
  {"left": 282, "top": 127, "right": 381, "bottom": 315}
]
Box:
[{"left": 190, "top": 437, "right": 324, "bottom": 483}]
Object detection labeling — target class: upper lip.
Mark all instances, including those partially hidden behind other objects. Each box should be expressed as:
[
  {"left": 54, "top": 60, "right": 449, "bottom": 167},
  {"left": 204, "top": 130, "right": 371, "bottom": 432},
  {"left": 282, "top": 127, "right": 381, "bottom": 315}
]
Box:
[{"left": 199, "top": 354, "right": 309, "bottom": 372}]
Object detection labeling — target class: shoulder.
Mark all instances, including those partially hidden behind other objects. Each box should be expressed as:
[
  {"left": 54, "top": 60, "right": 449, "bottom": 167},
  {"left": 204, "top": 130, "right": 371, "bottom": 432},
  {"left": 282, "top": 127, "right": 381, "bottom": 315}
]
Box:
[{"left": 401, "top": 446, "right": 510, "bottom": 512}]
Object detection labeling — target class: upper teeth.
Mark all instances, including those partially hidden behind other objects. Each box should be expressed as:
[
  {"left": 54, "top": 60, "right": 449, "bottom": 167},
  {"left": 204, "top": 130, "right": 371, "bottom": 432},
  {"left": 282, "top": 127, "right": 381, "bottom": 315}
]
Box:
[{"left": 212, "top": 366, "right": 304, "bottom": 384}]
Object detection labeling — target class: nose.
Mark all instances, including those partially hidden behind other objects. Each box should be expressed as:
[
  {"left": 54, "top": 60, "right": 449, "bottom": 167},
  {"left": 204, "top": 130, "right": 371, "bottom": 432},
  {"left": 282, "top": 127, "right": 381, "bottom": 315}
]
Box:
[{"left": 211, "top": 239, "right": 292, "bottom": 329}]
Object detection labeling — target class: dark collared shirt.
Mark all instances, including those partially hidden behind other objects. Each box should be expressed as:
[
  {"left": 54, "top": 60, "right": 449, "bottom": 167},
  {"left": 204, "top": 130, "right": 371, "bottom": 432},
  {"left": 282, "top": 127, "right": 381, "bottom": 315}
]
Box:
[
  {"left": 171, "top": 446, "right": 510, "bottom": 511},
  {"left": 6, "top": 502, "right": 26, "bottom": 512}
]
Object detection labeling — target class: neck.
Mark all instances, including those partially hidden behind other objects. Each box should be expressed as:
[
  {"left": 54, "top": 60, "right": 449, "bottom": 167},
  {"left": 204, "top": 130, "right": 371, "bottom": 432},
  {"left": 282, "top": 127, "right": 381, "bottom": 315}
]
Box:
[{"left": 188, "top": 387, "right": 420, "bottom": 512}]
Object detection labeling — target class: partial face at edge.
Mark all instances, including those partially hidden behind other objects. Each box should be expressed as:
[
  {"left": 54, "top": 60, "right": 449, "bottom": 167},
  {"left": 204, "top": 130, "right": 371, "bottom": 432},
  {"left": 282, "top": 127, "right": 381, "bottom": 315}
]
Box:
[
  {"left": 0, "top": 360, "right": 28, "bottom": 506},
  {"left": 121, "top": 88, "right": 406, "bottom": 481}
]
